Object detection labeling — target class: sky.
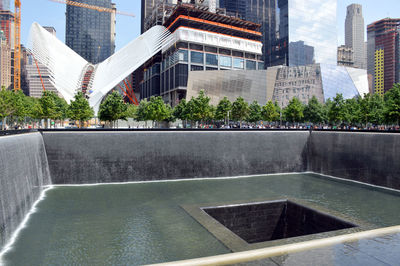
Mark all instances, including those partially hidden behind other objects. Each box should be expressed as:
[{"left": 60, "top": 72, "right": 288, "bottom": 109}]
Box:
[{"left": 15, "top": 0, "right": 400, "bottom": 51}]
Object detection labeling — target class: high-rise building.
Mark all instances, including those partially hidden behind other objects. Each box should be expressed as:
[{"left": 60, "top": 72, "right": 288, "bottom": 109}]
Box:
[
  {"left": 345, "top": 4, "right": 366, "bottom": 69},
  {"left": 289, "top": 41, "right": 314, "bottom": 67},
  {"left": 0, "top": 30, "right": 11, "bottom": 89},
  {"left": 367, "top": 18, "right": 400, "bottom": 95},
  {"left": 219, "top": 0, "right": 337, "bottom": 67},
  {"left": 220, "top": 0, "right": 278, "bottom": 67},
  {"left": 140, "top": 4, "right": 263, "bottom": 105},
  {"left": 65, "top": 0, "right": 115, "bottom": 64},
  {"left": 0, "top": 9, "right": 13, "bottom": 46}
]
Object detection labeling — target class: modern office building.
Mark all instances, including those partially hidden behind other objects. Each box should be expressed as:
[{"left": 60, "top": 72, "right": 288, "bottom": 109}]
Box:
[
  {"left": 65, "top": 0, "right": 115, "bottom": 64},
  {"left": 367, "top": 18, "right": 400, "bottom": 95},
  {"left": 337, "top": 45, "right": 354, "bottom": 67},
  {"left": 219, "top": 0, "right": 279, "bottom": 67},
  {"left": 345, "top": 4, "right": 366, "bottom": 69},
  {"left": 289, "top": 41, "right": 314, "bottom": 67},
  {"left": 0, "top": 9, "right": 13, "bottom": 47},
  {"left": 187, "top": 64, "right": 369, "bottom": 108},
  {"left": 219, "top": 0, "right": 337, "bottom": 68},
  {"left": 139, "top": 4, "right": 264, "bottom": 105},
  {"left": 0, "top": 31, "right": 11, "bottom": 89}
]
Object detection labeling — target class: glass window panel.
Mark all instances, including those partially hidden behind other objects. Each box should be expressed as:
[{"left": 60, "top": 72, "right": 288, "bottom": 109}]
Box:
[
  {"left": 258, "top": 62, "right": 265, "bottom": 70},
  {"left": 179, "top": 49, "right": 188, "bottom": 62},
  {"left": 233, "top": 58, "right": 244, "bottom": 69},
  {"left": 206, "top": 53, "right": 218, "bottom": 66},
  {"left": 220, "top": 56, "right": 232, "bottom": 67},
  {"left": 191, "top": 51, "right": 204, "bottom": 64},
  {"left": 191, "top": 65, "right": 204, "bottom": 71},
  {"left": 190, "top": 43, "right": 203, "bottom": 51},
  {"left": 246, "top": 60, "right": 256, "bottom": 70}
]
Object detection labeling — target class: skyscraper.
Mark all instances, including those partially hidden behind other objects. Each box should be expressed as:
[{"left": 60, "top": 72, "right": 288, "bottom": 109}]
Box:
[
  {"left": 65, "top": 0, "right": 115, "bottom": 64},
  {"left": 220, "top": 0, "right": 278, "bottom": 68},
  {"left": 219, "top": 0, "right": 338, "bottom": 68},
  {"left": 367, "top": 18, "right": 400, "bottom": 95},
  {"left": 345, "top": 4, "right": 366, "bottom": 69}
]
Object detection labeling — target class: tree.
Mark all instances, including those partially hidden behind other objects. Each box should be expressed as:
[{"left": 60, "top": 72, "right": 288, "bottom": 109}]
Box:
[
  {"left": 343, "top": 98, "right": 360, "bottom": 126},
  {"left": 136, "top": 99, "right": 150, "bottom": 125},
  {"left": 215, "top": 97, "right": 232, "bottom": 124},
  {"left": 232, "top": 97, "right": 249, "bottom": 127},
  {"left": 37, "top": 91, "right": 58, "bottom": 127},
  {"left": 368, "top": 93, "right": 385, "bottom": 125},
  {"left": 303, "top": 96, "right": 325, "bottom": 124},
  {"left": 98, "top": 91, "right": 128, "bottom": 127},
  {"left": 327, "top": 93, "right": 346, "bottom": 125},
  {"left": 147, "top": 96, "right": 172, "bottom": 126},
  {"left": 247, "top": 101, "right": 262, "bottom": 123},
  {"left": 261, "top": 100, "right": 279, "bottom": 122},
  {"left": 185, "top": 90, "right": 212, "bottom": 126},
  {"left": 172, "top": 99, "right": 189, "bottom": 127},
  {"left": 125, "top": 104, "right": 138, "bottom": 120},
  {"left": 0, "top": 87, "right": 14, "bottom": 130},
  {"left": 284, "top": 97, "right": 304, "bottom": 123},
  {"left": 384, "top": 83, "right": 400, "bottom": 125},
  {"left": 68, "top": 92, "right": 94, "bottom": 128}
]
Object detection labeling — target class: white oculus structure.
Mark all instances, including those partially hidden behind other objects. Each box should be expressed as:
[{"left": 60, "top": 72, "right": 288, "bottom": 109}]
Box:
[{"left": 28, "top": 22, "right": 172, "bottom": 113}]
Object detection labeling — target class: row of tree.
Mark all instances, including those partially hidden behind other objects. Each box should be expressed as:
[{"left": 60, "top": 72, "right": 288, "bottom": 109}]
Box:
[
  {"left": 1, "top": 83, "right": 400, "bottom": 129},
  {"left": 99, "top": 83, "right": 400, "bottom": 127},
  {"left": 0, "top": 89, "right": 93, "bottom": 129}
]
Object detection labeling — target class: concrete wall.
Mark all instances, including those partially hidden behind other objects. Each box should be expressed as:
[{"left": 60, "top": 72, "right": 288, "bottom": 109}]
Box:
[
  {"left": 0, "top": 133, "right": 51, "bottom": 249},
  {"left": 41, "top": 131, "right": 309, "bottom": 184},
  {"left": 309, "top": 131, "right": 400, "bottom": 190}
]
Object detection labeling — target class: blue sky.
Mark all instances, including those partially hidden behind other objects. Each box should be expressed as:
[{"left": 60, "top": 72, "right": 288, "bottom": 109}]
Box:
[{"left": 17, "top": 0, "right": 399, "bottom": 51}]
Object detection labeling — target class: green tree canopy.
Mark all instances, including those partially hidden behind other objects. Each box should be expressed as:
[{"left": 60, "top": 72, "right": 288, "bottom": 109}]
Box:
[
  {"left": 327, "top": 93, "right": 346, "bottom": 125},
  {"left": 215, "top": 97, "right": 232, "bottom": 123},
  {"left": 125, "top": 104, "right": 138, "bottom": 119},
  {"left": 232, "top": 97, "right": 250, "bottom": 127},
  {"left": 343, "top": 98, "right": 360, "bottom": 126},
  {"left": 186, "top": 90, "right": 212, "bottom": 123},
  {"left": 147, "top": 96, "right": 172, "bottom": 123},
  {"left": 261, "top": 100, "right": 279, "bottom": 122},
  {"left": 136, "top": 99, "right": 150, "bottom": 122},
  {"left": 284, "top": 97, "right": 304, "bottom": 123},
  {"left": 247, "top": 101, "right": 262, "bottom": 123},
  {"left": 68, "top": 92, "right": 94, "bottom": 127},
  {"left": 384, "top": 83, "right": 400, "bottom": 125},
  {"left": 172, "top": 99, "right": 188, "bottom": 121},
  {"left": 303, "top": 96, "right": 325, "bottom": 124},
  {"left": 98, "top": 91, "right": 128, "bottom": 126}
]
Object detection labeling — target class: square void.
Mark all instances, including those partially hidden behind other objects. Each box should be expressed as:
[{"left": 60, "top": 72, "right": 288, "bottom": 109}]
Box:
[{"left": 203, "top": 200, "right": 357, "bottom": 244}]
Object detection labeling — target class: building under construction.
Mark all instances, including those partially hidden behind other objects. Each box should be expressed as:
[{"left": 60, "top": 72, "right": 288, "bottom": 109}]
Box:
[{"left": 140, "top": 3, "right": 263, "bottom": 105}]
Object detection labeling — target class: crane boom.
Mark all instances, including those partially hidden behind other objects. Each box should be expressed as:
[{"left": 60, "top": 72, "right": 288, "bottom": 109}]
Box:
[
  {"left": 49, "top": 0, "right": 135, "bottom": 17},
  {"left": 14, "top": 0, "right": 21, "bottom": 91}
]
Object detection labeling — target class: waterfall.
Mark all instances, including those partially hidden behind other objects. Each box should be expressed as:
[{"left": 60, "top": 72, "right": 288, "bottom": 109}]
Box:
[{"left": 0, "top": 132, "right": 51, "bottom": 250}]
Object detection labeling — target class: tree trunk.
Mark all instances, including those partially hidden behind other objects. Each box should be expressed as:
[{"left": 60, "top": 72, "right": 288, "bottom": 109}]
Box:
[{"left": 1, "top": 117, "right": 5, "bottom": 130}]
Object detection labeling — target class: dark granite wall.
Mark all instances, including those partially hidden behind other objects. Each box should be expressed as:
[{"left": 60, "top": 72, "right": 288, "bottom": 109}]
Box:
[
  {"left": 41, "top": 131, "right": 309, "bottom": 184},
  {"left": 0, "top": 133, "right": 51, "bottom": 250},
  {"left": 309, "top": 131, "right": 400, "bottom": 190}
]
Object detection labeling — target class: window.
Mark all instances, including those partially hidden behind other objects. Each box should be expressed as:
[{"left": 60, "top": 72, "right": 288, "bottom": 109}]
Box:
[
  {"left": 246, "top": 60, "right": 256, "bottom": 70},
  {"left": 220, "top": 56, "right": 232, "bottom": 67},
  {"left": 190, "top": 43, "right": 203, "bottom": 51},
  {"left": 205, "top": 46, "right": 218, "bottom": 53},
  {"left": 191, "top": 65, "right": 203, "bottom": 71},
  {"left": 233, "top": 58, "right": 244, "bottom": 69},
  {"left": 206, "top": 67, "right": 218, "bottom": 71},
  {"left": 258, "top": 62, "right": 265, "bottom": 70},
  {"left": 191, "top": 51, "right": 204, "bottom": 64},
  {"left": 178, "top": 49, "right": 188, "bottom": 62},
  {"left": 232, "top": 50, "right": 243, "bottom": 57},
  {"left": 219, "top": 48, "right": 231, "bottom": 55},
  {"left": 206, "top": 53, "right": 218, "bottom": 66}
]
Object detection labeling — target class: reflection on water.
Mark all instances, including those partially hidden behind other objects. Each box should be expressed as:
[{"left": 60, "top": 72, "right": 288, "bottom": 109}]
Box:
[{"left": 3, "top": 173, "right": 400, "bottom": 265}]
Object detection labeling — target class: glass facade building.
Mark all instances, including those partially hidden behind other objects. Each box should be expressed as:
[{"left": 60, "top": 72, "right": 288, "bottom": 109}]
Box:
[
  {"left": 0, "top": 0, "right": 9, "bottom": 10},
  {"left": 65, "top": 0, "right": 115, "bottom": 64},
  {"left": 219, "top": 0, "right": 337, "bottom": 67}
]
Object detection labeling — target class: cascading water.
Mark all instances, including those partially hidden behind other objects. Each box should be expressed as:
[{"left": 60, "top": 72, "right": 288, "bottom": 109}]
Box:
[{"left": 0, "top": 132, "right": 51, "bottom": 251}]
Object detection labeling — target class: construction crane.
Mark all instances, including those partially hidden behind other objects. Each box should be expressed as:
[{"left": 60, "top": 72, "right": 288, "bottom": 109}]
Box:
[
  {"left": 13, "top": 0, "right": 21, "bottom": 91},
  {"left": 49, "top": 0, "right": 135, "bottom": 17}
]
